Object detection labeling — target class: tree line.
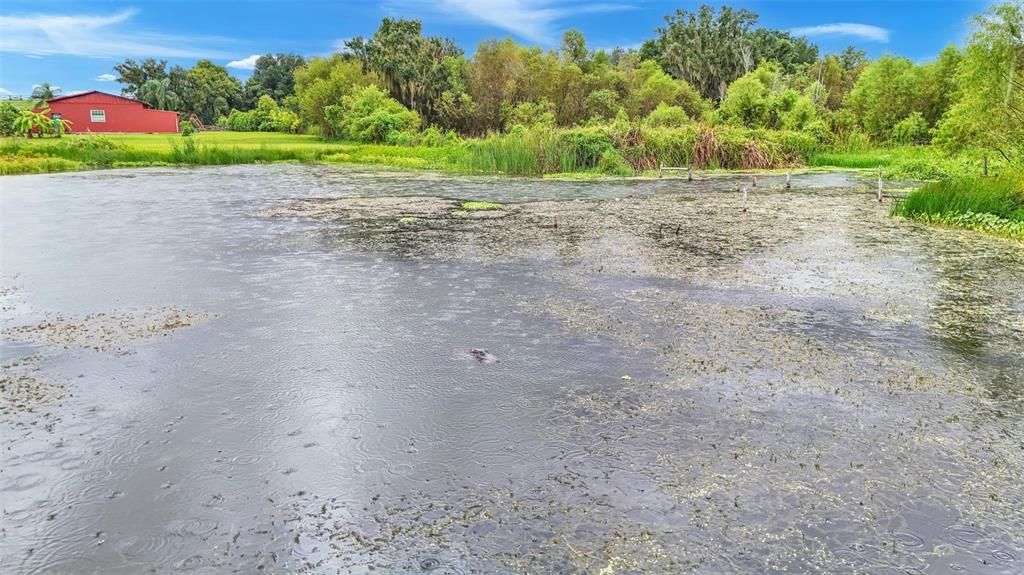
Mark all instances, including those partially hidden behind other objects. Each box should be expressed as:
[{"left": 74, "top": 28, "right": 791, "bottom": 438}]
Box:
[{"left": 8, "top": 2, "right": 1021, "bottom": 164}]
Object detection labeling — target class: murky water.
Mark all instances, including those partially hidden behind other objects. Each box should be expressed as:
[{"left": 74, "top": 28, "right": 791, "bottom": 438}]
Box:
[{"left": 2, "top": 164, "right": 1022, "bottom": 574}]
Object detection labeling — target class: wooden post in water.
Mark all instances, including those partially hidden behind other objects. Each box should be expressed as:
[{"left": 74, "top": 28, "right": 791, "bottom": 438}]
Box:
[
  {"left": 877, "top": 166, "right": 883, "bottom": 202},
  {"left": 659, "top": 163, "right": 663, "bottom": 178},
  {"left": 688, "top": 164, "right": 694, "bottom": 181},
  {"left": 752, "top": 175, "right": 758, "bottom": 188},
  {"left": 786, "top": 171, "right": 791, "bottom": 189},
  {"left": 742, "top": 185, "right": 749, "bottom": 212}
]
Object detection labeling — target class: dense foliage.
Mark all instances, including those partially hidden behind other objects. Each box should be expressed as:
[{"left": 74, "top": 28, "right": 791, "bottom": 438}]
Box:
[
  {"left": 935, "top": 2, "right": 1023, "bottom": 163},
  {"left": 221, "top": 95, "right": 300, "bottom": 133},
  {"left": 1, "top": 1, "right": 1017, "bottom": 184},
  {"left": 324, "top": 85, "right": 420, "bottom": 142},
  {"left": 0, "top": 103, "right": 19, "bottom": 137}
]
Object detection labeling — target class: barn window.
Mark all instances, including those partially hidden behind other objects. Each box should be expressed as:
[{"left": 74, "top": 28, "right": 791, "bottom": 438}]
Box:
[{"left": 90, "top": 109, "right": 106, "bottom": 123}]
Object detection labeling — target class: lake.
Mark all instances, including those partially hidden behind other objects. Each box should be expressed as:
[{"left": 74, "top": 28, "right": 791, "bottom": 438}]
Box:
[{"left": 2, "top": 165, "right": 1022, "bottom": 574}]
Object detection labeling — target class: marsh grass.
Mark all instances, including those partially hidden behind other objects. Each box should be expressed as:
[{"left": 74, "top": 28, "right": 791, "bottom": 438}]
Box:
[
  {"left": 167, "top": 137, "right": 321, "bottom": 165},
  {"left": 0, "top": 155, "right": 82, "bottom": 175},
  {"left": 892, "top": 173, "right": 1024, "bottom": 239},
  {"left": 0, "top": 132, "right": 1012, "bottom": 183},
  {"left": 461, "top": 130, "right": 580, "bottom": 176}
]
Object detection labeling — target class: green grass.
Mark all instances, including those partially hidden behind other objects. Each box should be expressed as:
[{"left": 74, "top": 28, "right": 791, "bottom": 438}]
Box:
[
  {"left": 892, "top": 172, "right": 1024, "bottom": 239},
  {"left": 810, "top": 145, "right": 1008, "bottom": 180},
  {"left": 3, "top": 100, "right": 37, "bottom": 111},
  {"left": 0, "top": 155, "right": 83, "bottom": 175},
  {"left": 0, "top": 132, "right": 474, "bottom": 175}
]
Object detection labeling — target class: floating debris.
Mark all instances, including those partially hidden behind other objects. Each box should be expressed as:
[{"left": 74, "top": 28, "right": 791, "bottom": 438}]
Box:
[
  {"left": 0, "top": 355, "right": 66, "bottom": 420},
  {"left": 3, "top": 307, "right": 219, "bottom": 352},
  {"left": 469, "top": 348, "right": 499, "bottom": 363}
]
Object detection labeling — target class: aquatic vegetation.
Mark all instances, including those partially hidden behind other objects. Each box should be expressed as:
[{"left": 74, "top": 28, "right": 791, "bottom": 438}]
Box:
[
  {"left": 907, "top": 211, "right": 1024, "bottom": 239},
  {"left": 892, "top": 172, "right": 1024, "bottom": 239},
  {"left": 460, "top": 129, "right": 583, "bottom": 175},
  {"left": 542, "top": 171, "right": 609, "bottom": 181},
  {"left": 460, "top": 201, "right": 504, "bottom": 211},
  {"left": 2, "top": 307, "right": 219, "bottom": 351},
  {"left": 0, "top": 355, "right": 66, "bottom": 420}
]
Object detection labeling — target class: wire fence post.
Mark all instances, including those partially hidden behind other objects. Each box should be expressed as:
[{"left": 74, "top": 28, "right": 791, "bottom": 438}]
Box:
[{"left": 877, "top": 166, "right": 883, "bottom": 202}]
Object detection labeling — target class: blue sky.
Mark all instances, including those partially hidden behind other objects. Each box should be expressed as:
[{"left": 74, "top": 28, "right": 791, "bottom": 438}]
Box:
[{"left": 0, "top": 1, "right": 987, "bottom": 97}]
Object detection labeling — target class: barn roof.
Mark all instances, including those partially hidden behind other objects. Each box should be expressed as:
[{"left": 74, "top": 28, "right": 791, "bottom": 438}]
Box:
[{"left": 47, "top": 90, "right": 153, "bottom": 108}]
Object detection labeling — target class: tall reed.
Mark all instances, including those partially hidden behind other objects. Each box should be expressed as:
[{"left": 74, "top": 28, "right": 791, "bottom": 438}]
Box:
[{"left": 892, "top": 173, "right": 1024, "bottom": 222}]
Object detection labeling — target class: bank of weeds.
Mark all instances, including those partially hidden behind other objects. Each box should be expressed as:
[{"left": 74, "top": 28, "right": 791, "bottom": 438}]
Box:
[
  {"left": 891, "top": 173, "right": 1024, "bottom": 240},
  {"left": 0, "top": 127, "right": 1007, "bottom": 181}
]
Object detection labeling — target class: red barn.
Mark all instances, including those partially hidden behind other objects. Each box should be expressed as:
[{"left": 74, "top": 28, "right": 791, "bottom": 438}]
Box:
[{"left": 43, "top": 91, "right": 179, "bottom": 134}]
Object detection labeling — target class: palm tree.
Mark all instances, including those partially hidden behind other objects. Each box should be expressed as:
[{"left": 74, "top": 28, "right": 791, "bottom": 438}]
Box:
[
  {"left": 138, "top": 78, "right": 181, "bottom": 111},
  {"left": 31, "top": 83, "right": 62, "bottom": 108}
]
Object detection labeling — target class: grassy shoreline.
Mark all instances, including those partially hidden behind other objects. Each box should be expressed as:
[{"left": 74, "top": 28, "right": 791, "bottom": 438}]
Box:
[
  {"left": 891, "top": 173, "right": 1024, "bottom": 240},
  {"left": 5, "top": 132, "right": 1019, "bottom": 242},
  {"left": 0, "top": 133, "right": 465, "bottom": 176},
  {"left": 1, "top": 132, "right": 1005, "bottom": 179}
]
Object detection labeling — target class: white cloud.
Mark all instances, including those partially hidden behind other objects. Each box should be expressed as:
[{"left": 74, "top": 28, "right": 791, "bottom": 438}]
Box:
[
  {"left": 388, "top": 0, "right": 633, "bottom": 45},
  {"left": 0, "top": 87, "right": 12, "bottom": 96},
  {"left": 789, "top": 23, "right": 890, "bottom": 43},
  {"left": 95, "top": 73, "right": 116, "bottom": 82},
  {"left": 0, "top": 8, "right": 237, "bottom": 59},
  {"left": 227, "top": 54, "right": 261, "bottom": 70}
]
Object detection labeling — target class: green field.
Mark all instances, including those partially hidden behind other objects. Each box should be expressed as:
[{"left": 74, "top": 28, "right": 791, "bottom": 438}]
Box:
[
  {"left": 3, "top": 100, "right": 37, "bottom": 111},
  {"left": 0, "top": 132, "right": 466, "bottom": 175}
]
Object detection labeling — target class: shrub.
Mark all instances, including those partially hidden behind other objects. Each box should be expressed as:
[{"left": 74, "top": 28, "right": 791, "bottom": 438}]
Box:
[
  {"left": 225, "top": 109, "right": 258, "bottom": 132},
  {"left": 327, "top": 85, "right": 420, "bottom": 144},
  {"left": 0, "top": 103, "right": 18, "bottom": 137},
  {"left": 414, "top": 126, "right": 461, "bottom": 147},
  {"left": 598, "top": 149, "right": 634, "bottom": 176},
  {"left": 502, "top": 100, "right": 555, "bottom": 130},
  {"left": 890, "top": 112, "right": 930, "bottom": 145},
  {"left": 720, "top": 63, "right": 819, "bottom": 132},
  {"left": 223, "top": 96, "right": 301, "bottom": 133},
  {"left": 585, "top": 90, "right": 620, "bottom": 122},
  {"left": 801, "top": 120, "right": 834, "bottom": 146},
  {"left": 643, "top": 103, "right": 691, "bottom": 129},
  {"left": 179, "top": 120, "right": 195, "bottom": 136}
]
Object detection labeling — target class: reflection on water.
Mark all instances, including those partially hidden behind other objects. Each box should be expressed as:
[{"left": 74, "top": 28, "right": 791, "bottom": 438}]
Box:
[{"left": 1, "top": 164, "right": 1022, "bottom": 574}]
